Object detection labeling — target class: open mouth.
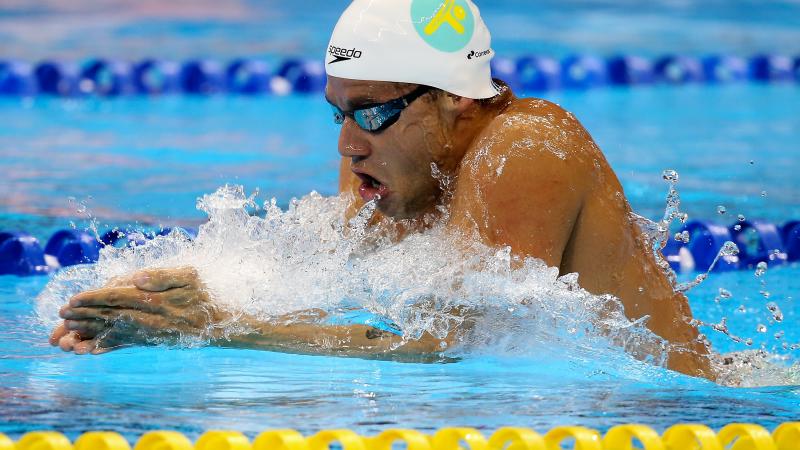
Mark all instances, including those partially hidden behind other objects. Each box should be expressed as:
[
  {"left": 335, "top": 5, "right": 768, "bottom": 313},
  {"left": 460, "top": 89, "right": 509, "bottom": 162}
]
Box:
[{"left": 354, "top": 172, "right": 389, "bottom": 202}]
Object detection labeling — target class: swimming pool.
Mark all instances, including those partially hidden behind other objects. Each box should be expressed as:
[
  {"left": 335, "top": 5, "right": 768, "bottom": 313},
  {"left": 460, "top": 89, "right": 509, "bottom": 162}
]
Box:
[{"left": 2, "top": 0, "right": 800, "bottom": 443}]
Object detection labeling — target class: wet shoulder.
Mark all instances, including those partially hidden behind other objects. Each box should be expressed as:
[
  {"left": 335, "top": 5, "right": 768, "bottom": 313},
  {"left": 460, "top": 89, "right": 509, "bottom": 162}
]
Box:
[{"left": 461, "top": 97, "right": 603, "bottom": 181}]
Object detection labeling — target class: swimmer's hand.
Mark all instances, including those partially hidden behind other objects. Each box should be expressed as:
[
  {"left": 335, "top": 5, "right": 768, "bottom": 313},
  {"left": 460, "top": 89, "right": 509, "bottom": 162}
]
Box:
[{"left": 49, "top": 267, "right": 225, "bottom": 355}]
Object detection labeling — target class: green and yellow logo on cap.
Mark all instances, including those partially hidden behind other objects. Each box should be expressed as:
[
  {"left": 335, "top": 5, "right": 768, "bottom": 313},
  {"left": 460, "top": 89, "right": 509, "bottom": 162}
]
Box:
[{"left": 411, "top": 0, "right": 475, "bottom": 52}]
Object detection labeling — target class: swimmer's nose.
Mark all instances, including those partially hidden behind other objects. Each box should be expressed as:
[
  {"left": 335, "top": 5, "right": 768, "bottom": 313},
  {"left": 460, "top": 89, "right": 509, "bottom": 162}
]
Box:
[{"left": 338, "top": 120, "right": 371, "bottom": 158}]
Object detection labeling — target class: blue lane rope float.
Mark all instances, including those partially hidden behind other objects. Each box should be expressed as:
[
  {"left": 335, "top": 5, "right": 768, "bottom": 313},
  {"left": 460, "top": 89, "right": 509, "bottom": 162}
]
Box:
[
  {"left": 33, "top": 60, "right": 80, "bottom": 96},
  {"left": 79, "top": 59, "right": 134, "bottom": 96},
  {"left": 702, "top": 54, "right": 749, "bottom": 83},
  {"left": 679, "top": 221, "right": 739, "bottom": 273},
  {"left": 1, "top": 54, "right": 798, "bottom": 97},
  {"left": 0, "top": 231, "right": 48, "bottom": 276},
  {"left": 275, "top": 58, "right": 326, "bottom": 94},
  {"left": 132, "top": 59, "right": 181, "bottom": 95},
  {"left": 0, "top": 61, "right": 36, "bottom": 96},
  {"left": 1, "top": 423, "right": 800, "bottom": 450},
  {"left": 179, "top": 59, "right": 226, "bottom": 95},
  {"left": 0, "top": 222, "right": 796, "bottom": 277},
  {"left": 513, "top": 55, "right": 561, "bottom": 91},
  {"left": 654, "top": 55, "right": 705, "bottom": 84},
  {"left": 750, "top": 54, "right": 795, "bottom": 82},
  {"left": 784, "top": 221, "right": 800, "bottom": 262},
  {"left": 607, "top": 55, "right": 655, "bottom": 85},
  {"left": 732, "top": 221, "right": 788, "bottom": 266},
  {"left": 227, "top": 58, "right": 272, "bottom": 94},
  {"left": 560, "top": 54, "right": 608, "bottom": 89},
  {"left": 44, "top": 229, "right": 102, "bottom": 268}
]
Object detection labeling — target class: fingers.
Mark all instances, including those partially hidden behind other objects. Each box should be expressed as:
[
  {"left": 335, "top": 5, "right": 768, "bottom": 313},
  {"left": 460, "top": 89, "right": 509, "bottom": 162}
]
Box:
[
  {"left": 159, "top": 286, "right": 204, "bottom": 306},
  {"left": 133, "top": 267, "right": 199, "bottom": 292},
  {"left": 61, "top": 306, "right": 145, "bottom": 322},
  {"left": 67, "top": 287, "right": 164, "bottom": 312},
  {"left": 61, "top": 306, "right": 174, "bottom": 335},
  {"left": 64, "top": 319, "right": 107, "bottom": 339},
  {"left": 49, "top": 322, "right": 69, "bottom": 345},
  {"left": 73, "top": 339, "right": 97, "bottom": 355},
  {"left": 58, "top": 331, "right": 82, "bottom": 352},
  {"left": 69, "top": 338, "right": 115, "bottom": 355}
]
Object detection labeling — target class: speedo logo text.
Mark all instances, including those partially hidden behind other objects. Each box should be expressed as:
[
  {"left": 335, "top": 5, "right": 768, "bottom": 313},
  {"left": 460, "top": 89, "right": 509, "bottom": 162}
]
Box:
[{"left": 328, "top": 45, "right": 363, "bottom": 64}]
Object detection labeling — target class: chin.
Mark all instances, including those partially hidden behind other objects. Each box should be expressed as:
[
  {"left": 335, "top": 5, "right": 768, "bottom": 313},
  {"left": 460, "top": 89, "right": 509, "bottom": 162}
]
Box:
[
  {"left": 378, "top": 192, "right": 438, "bottom": 221},
  {"left": 376, "top": 199, "right": 407, "bottom": 220}
]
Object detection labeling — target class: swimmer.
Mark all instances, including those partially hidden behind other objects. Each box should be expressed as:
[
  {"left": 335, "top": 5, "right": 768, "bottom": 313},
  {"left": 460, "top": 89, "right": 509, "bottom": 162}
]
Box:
[{"left": 50, "top": 0, "right": 713, "bottom": 378}]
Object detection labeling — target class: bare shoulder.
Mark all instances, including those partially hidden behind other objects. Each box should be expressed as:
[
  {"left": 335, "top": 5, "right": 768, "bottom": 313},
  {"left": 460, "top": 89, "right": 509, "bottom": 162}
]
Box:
[
  {"left": 450, "top": 97, "right": 608, "bottom": 265},
  {"left": 458, "top": 97, "right": 605, "bottom": 192}
]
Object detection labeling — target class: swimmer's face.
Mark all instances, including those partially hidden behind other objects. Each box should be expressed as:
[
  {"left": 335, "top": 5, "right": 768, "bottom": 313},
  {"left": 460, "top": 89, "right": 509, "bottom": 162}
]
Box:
[{"left": 326, "top": 76, "right": 457, "bottom": 219}]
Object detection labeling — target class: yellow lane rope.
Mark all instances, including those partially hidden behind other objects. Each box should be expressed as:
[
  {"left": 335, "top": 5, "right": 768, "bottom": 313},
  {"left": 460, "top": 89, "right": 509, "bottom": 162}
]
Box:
[{"left": 2, "top": 422, "right": 799, "bottom": 450}]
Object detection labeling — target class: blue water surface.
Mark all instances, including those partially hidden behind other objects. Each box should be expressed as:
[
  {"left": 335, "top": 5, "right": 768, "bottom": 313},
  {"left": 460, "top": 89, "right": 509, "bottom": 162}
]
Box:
[{"left": 1, "top": 266, "right": 799, "bottom": 439}]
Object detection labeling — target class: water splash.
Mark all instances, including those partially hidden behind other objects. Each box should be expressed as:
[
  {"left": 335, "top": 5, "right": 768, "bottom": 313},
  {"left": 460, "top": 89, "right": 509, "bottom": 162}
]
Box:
[
  {"left": 635, "top": 168, "right": 741, "bottom": 294},
  {"left": 676, "top": 241, "right": 740, "bottom": 293},
  {"left": 35, "top": 184, "right": 799, "bottom": 386},
  {"left": 632, "top": 169, "right": 688, "bottom": 289},
  {"left": 37, "top": 185, "right": 674, "bottom": 381}
]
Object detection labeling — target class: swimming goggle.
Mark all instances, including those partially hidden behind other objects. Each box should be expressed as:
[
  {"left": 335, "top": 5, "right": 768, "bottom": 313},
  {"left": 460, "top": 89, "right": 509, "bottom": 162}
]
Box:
[{"left": 329, "top": 85, "right": 432, "bottom": 132}]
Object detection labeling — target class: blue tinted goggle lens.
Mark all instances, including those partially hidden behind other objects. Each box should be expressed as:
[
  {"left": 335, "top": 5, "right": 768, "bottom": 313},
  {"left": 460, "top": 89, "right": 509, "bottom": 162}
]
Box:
[{"left": 330, "top": 104, "right": 402, "bottom": 132}]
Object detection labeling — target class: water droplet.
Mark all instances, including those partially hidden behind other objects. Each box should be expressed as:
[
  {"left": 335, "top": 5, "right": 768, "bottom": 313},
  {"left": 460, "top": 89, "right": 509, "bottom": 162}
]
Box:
[
  {"left": 720, "top": 241, "right": 740, "bottom": 257},
  {"left": 761, "top": 190, "right": 767, "bottom": 197},
  {"left": 737, "top": 214, "right": 746, "bottom": 222},
  {"left": 662, "top": 169, "right": 679, "bottom": 183},
  {"left": 674, "top": 231, "right": 690, "bottom": 243},
  {"left": 745, "top": 338, "right": 753, "bottom": 346},
  {"left": 733, "top": 224, "right": 742, "bottom": 231},
  {"left": 718, "top": 288, "right": 732, "bottom": 299},
  {"left": 766, "top": 302, "right": 783, "bottom": 322},
  {"left": 757, "top": 324, "right": 767, "bottom": 333},
  {"left": 774, "top": 330, "right": 784, "bottom": 340},
  {"left": 749, "top": 160, "right": 754, "bottom": 165},
  {"left": 738, "top": 305, "right": 746, "bottom": 312},
  {"left": 755, "top": 261, "right": 768, "bottom": 277},
  {"left": 638, "top": 286, "right": 644, "bottom": 293},
  {"left": 717, "top": 205, "right": 727, "bottom": 215}
]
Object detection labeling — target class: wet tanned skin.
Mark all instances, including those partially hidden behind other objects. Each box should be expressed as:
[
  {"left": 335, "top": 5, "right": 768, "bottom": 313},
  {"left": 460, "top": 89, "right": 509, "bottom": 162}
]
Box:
[
  {"left": 329, "top": 76, "right": 712, "bottom": 379},
  {"left": 51, "top": 75, "right": 712, "bottom": 379}
]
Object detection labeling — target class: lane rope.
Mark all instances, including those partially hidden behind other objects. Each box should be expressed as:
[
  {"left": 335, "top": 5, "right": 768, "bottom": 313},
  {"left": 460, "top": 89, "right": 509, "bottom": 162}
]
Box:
[
  {"left": 2, "top": 423, "right": 800, "bottom": 450},
  {"left": 1, "top": 54, "right": 798, "bottom": 97},
  {"left": 2, "top": 220, "right": 797, "bottom": 276}
]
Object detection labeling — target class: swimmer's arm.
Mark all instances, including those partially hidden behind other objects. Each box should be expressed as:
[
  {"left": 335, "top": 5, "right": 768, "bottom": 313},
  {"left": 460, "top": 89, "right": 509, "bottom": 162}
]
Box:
[
  {"left": 52, "top": 267, "right": 452, "bottom": 358},
  {"left": 217, "top": 315, "right": 452, "bottom": 360}
]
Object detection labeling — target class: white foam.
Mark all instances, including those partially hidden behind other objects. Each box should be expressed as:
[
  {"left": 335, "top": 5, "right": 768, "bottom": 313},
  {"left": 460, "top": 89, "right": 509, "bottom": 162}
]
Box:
[{"left": 43, "top": 184, "right": 796, "bottom": 385}]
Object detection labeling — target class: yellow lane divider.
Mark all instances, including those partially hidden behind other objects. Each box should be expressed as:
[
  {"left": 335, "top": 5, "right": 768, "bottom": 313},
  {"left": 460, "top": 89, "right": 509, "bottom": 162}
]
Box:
[{"left": 2, "top": 422, "right": 799, "bottom": 450}]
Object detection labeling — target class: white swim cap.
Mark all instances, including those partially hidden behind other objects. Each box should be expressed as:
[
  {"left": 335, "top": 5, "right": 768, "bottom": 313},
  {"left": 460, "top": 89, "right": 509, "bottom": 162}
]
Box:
[{"left": 325, "top": 0, "right": 499, "bottom": 99}]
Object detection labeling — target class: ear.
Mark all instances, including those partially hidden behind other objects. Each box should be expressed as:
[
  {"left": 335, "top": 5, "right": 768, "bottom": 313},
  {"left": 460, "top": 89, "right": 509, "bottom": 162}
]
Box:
[{"left": 439, "top": 92, "right": 476, "bottom": 121}]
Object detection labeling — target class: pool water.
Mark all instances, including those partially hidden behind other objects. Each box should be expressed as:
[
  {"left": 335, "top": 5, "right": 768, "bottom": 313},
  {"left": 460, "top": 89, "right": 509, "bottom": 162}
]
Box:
[
  {"left": 1, "top": 82, "right": 799, "bottom": 440},
  {"left": 2, "top": 0, "right": 800, "bottom": 442},
  {"left": 1, "top": 267, "right": 799, "bottom": 439}
]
